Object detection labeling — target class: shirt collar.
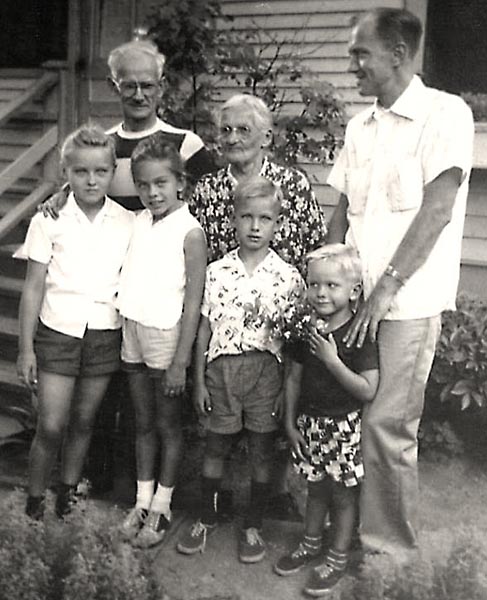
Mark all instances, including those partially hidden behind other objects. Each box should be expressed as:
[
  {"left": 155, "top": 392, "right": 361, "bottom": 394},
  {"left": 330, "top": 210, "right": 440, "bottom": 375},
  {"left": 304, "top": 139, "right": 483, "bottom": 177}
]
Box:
[
  {"left": 64, "top": 192, "right": 113, "bottom": 221},
  {"left": 227, "top": 247, "right": 279, "bottom": 274},
  {"left": 116, "top": 118, "right": 163, "bottom": 139},
  {"left": 141, "top": 202, "right": 188, "bottom": 226},
  {"left": 364, "top": 75, "right": 428, "bottom": 124}
]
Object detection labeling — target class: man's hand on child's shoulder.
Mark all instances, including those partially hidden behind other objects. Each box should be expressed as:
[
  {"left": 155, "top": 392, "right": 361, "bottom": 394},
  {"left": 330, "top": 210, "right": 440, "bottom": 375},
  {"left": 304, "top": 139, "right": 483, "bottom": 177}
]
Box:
[{"left": 37, "top": 187, "right": 69, "bottom": 220}]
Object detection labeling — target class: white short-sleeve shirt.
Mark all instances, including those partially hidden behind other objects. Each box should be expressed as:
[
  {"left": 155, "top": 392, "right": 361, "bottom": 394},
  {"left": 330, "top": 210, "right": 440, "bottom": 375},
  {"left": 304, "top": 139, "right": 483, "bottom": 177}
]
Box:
[
  {"left": 16, "top": 193, "right": 134, "bottom": 338},
  {"left": 328, "top": 75, "right": 474, "bottom": 319}
]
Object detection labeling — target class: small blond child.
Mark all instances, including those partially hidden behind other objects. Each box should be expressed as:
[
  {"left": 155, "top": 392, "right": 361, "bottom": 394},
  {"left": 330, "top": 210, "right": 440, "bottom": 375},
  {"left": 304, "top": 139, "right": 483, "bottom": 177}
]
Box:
[
  {"left": 274, "top": 244, "right": 379, "bottom": 597},
  {"left": 17, "top": 123, "right": 134, "bottom": 520},
  {"left": 177, "top": 176, "right": 305, "bottom": 563}
]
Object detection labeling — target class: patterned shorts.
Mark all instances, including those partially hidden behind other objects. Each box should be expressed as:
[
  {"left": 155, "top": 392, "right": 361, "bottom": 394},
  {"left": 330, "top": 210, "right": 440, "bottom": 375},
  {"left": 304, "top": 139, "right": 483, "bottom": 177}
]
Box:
[{"left": 292, "top": 411, "right": 363, "bottom": 488}]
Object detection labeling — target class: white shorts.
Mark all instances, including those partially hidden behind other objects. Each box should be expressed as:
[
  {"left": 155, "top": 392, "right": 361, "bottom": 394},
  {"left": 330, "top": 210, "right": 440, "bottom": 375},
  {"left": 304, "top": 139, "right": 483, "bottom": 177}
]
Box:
[{"left": 121, "top": 318, "right": 180, "bottom": 373}]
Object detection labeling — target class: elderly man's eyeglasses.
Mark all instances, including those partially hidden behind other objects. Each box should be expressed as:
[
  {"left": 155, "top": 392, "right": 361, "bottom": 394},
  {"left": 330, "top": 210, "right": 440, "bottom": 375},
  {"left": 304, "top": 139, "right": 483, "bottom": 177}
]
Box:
[
  {"left": 219, "top": 125, "right": 253, "bottom": 140},
  {"left": 112, "top": 79, "right": 160, "bottom": 98}
]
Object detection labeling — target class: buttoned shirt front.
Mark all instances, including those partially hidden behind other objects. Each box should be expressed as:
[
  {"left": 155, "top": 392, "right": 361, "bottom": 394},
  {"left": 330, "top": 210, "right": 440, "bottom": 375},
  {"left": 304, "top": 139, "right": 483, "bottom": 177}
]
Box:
[
  {"left": 117, "top": 203, "right": 203, "bottom": 329},
  {"left": 328, "top": 75, "right": 474, "bottom": 319},
  {"left": 201, "top": 249, "right": 305, "bottom": 363},
  {"left": 17, "top": 194, "right": 134, "bottom": 338},
  {"left": 189, "top": 156, "right": 327, "bottom": 274}
]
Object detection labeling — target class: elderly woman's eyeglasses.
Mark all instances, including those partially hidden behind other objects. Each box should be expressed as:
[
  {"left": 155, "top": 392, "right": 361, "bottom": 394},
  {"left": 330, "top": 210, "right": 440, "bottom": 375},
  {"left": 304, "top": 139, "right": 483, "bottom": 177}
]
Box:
[
  {"left": 219, "top": 125, "right": 253, "bottom": 140},
  {"left": 112, "top": 79, "right": 160, "bottom": 98}
]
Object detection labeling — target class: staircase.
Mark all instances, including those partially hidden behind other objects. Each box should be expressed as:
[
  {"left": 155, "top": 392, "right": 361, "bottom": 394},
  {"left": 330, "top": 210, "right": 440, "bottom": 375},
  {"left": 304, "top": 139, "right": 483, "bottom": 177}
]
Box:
[{"left": 0, "top": 69, "right": 60, "bottom": 438}]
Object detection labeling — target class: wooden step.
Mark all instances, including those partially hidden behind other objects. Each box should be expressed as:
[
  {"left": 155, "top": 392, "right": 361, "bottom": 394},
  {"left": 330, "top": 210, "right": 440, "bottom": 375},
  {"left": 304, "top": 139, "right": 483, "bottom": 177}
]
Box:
[
  {"left": 0, "top": 315, "right": 19, "bottom": 363},
  {"left": 0, "top": 315, "right": 18, "bottom": 338},
  {"left": 0, "top": 192, "right": 38, "bottom": 220},
  {"left": 0, "top": 359, "right": 22, "bottom": 391},
  {"left": 0, "top": 242, "right": 27, "bottom": 279},
  {"left": 0, "top": 275, "right": 23, "bottom": 297}
]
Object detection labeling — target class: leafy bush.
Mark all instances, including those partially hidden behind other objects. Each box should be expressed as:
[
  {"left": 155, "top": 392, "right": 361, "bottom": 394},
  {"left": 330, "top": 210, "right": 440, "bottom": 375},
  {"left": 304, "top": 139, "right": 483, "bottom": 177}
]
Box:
[
  {"left": 221, "top": 27, "right": 346, "bottom": 167},
  {"left": 346, "top": 528, "right": 487, "bottom": 600},
  {"left": 429, "top": 293, "right": 487, "bottom": 411},
  {"left": 144, "top": 0, "right": 346, "bottom": 167},
  {"left": 418, "top": 419, "right": 464, "bottom": 460},
  {"left": 461, "top": 92, "right": 487, "bottom": 121},
  {"left": 0, "top": 490, "right": 163, "bottom": 600},
  {"left": 145, "top": 0, "right": 231, "bottom": 139}
]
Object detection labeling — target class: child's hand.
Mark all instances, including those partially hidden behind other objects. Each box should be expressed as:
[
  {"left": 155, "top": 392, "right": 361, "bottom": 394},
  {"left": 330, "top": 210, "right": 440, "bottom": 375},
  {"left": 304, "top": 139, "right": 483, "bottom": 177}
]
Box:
[
  {"left": 164, "top": 361, "right": 186, "bottom": 397},
  {"left": 285, "top": 425, "right": 309, "bottom": 462},
  {"left": 309, "top": 328, "right": 339, "bottom": 366},
  {"left": 193, "top": 382, "right": 212, "bottom": 416},
  {"left": 16, "top": 351, "right": 38, "bottom": 392},
  {"left": 271, "top": 394, "right": 283, "bottom": 421}
]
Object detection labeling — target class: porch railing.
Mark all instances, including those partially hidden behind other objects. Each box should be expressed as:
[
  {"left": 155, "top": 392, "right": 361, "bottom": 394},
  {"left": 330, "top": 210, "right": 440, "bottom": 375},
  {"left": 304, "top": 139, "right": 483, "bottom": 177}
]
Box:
[{"left": 0, "top": 71, "right": 60, "bottom": 242}]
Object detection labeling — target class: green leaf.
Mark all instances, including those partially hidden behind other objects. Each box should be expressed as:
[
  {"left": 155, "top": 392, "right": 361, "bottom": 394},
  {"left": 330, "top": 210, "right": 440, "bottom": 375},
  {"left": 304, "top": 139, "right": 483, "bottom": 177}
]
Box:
[
  {"left": 471, "top": 391, "right": 485, "bottom": 407},
  {"left": 450, "top": 380, "right": 473, "bottom": 395},
  {"left": 461, "top": 393, "right": 471, "bottom": 410}
]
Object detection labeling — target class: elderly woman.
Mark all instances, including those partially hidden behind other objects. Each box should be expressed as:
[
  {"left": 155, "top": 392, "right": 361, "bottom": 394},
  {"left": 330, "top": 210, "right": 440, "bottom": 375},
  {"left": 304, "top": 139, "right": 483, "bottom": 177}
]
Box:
[{"left": 189, "top": 94, "right": 327, "bottom": 273}]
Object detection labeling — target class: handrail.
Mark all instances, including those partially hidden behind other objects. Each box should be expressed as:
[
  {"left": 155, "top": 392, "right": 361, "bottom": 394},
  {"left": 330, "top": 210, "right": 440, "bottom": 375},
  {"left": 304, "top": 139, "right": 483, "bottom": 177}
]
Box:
[
  {"left": 0, "top": 180, "right": 56, "bottom": 242},
  {"left": 0, "top": 126, "right": 58, "bottom": 198},
  {"left": 0, "top": 72, "right": 58, "bottom": 129}
]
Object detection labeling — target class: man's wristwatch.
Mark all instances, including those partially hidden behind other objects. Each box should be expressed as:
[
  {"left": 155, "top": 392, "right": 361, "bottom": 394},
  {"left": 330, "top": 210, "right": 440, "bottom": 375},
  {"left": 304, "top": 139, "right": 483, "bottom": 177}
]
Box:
[{"left": 384, "top": 264, "right": 406, "bottom": 286}]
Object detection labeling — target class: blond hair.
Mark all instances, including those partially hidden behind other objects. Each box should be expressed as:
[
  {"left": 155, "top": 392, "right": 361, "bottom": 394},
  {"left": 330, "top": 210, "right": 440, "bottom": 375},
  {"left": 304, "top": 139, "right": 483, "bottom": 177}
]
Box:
[
  {"left": 233, "top": 175, "right": 282, "bottom": 214},
  {"left": 306, "top": 243, "right": 362, "bottom": 282},
  {"left": 60, "top": 123, "right": 116, "bottom": 168}
]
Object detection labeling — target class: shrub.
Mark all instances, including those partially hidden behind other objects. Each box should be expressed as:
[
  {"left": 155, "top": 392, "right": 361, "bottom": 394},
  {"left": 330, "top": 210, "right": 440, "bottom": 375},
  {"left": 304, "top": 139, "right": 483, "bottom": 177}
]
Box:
[
  {"left": 429, "top": 293, "right": 487, "bottom": 411},
  {"left": 348, "top": 528, "right": 487, "bottom": 600},
  {"left": 221, "top": 27, "right": 346, "bottom": 167},
  {"left": 144, "top": 0, "right": 346, "bottom": 167},
  {"left": 0, "top": 490, "right": 163, "bottom": 600},
  {"left": 418, "top": 419, "right": 464, "bottom": 460},
  {"left": 461, "top": 92, "right": 487, "bottom": 121},
  {"left": 145, "top": 0, "right": 231, "bottom": 140}
]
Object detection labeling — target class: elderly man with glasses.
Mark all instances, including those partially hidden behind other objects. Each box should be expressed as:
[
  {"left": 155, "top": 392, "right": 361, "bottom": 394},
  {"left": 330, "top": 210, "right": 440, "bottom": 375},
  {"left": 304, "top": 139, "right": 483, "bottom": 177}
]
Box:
[{"left": 106, "top": 40, "right": 214, "bottom": 210}]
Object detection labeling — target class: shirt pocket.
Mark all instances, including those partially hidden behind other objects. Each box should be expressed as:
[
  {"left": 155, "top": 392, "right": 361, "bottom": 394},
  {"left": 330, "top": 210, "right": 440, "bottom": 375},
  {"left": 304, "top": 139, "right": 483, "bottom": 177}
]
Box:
[
  {"left": 345, "top": 165, "right": 371, "bottom": 215},
  {"left": 387, "top": 157, "right": 423, "bottom": 212}
]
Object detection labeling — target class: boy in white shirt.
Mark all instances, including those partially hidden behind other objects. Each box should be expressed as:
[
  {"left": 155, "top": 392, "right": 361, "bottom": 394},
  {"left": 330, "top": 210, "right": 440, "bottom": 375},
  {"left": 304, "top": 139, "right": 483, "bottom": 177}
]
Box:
[{"left": 177, "top": 176, "right": 304, "bottom": 563}]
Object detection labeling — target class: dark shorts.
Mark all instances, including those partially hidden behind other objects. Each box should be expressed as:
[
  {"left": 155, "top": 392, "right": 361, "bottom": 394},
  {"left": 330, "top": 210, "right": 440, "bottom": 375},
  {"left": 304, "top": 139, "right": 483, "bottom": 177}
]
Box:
[
  {"left": 34, "top": 321, "right": 122, "bottom": 377},
  {"left": 205, "top": 351, "right": 283, "bottom": 435}
]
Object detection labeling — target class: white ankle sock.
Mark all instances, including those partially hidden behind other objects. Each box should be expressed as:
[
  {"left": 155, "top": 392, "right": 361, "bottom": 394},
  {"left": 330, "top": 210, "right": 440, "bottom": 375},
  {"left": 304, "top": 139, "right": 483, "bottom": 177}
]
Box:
[
  {"left": 150, "top": 483, "right": 174, "bottom": 518},
  {"left": 135, "top": 480, "right": 155, "bottom": 511}
]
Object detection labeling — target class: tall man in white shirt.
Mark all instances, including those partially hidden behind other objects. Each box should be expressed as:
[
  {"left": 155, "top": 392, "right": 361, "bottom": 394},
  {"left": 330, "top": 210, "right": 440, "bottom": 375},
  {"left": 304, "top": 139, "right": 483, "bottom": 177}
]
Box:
[{"left": 326, "top": 7, "right": 474, "bottom": 555}]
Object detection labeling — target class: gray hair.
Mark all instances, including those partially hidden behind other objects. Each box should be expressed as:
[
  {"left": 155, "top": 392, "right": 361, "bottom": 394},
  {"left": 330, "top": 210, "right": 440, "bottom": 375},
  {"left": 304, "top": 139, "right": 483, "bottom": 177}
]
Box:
[
  {"left": 219, "top": 94, "right": 273, "bottom": 131},
  {"left": 107, "top": 40, "right": 166, "bottom": 80}
]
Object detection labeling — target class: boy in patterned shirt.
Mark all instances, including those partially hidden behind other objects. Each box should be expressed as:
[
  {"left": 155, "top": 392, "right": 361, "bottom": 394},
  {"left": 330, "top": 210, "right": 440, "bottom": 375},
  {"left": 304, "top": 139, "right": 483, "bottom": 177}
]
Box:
[{"left": 177, "top": 176, "right": 304, "bottom": 563}]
